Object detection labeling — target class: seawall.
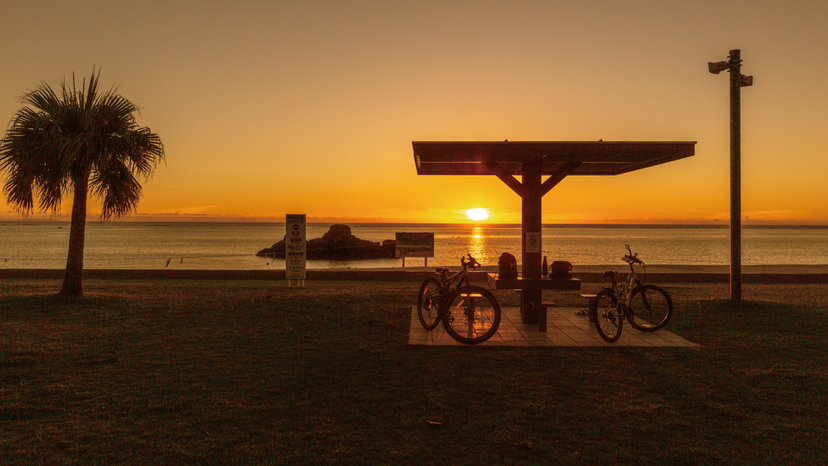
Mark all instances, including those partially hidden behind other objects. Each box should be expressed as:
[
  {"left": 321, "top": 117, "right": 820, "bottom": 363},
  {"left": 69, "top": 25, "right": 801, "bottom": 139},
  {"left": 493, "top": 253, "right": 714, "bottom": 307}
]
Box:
[{"left": 1, "top": 265, "right": 826, "bottom": 284}]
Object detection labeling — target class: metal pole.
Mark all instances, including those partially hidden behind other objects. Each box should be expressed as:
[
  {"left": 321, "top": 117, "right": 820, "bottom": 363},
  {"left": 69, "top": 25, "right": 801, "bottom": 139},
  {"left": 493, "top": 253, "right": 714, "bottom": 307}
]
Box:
[{"left": 729, "top": 49, "right": 742, "bottom": 301}]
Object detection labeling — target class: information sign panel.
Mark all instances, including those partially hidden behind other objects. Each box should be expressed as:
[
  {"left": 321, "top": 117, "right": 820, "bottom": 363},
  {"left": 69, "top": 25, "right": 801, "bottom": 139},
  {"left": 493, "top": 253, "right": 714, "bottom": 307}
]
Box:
[
  {"left": 395, "top": 232, "right": 434, "bottom": 258},
  {"left": 525, "top": 232, "right": 541, "bottom": 254},
  {"left": 286, "top": 214, "right": 306, "bottom": 281}
]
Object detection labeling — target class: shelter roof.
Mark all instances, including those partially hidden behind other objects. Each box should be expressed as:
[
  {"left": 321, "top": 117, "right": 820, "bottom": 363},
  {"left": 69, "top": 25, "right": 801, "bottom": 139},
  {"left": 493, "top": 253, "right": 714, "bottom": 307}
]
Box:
[{"left": 413, "top": 141, "right": 696, "bottom": 176}]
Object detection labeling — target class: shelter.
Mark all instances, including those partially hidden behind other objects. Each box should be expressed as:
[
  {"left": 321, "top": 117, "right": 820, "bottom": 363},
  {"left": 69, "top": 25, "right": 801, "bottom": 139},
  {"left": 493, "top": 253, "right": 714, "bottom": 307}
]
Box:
[{"left": 412, "top": 141, "right": 696, "bottom": 324}]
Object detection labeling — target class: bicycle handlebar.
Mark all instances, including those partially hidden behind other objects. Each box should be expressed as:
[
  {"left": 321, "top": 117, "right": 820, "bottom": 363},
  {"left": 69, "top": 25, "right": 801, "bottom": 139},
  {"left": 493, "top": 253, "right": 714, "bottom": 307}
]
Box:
[
  {"left": 622, "top": 254, "right": 643, "bottom": 265},
  {"left": 622, "top": 244, "right": 644, "bottom": 265}
]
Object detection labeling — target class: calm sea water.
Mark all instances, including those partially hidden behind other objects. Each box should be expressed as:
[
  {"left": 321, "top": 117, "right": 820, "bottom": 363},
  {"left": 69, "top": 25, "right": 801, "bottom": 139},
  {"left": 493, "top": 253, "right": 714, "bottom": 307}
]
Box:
[{"left": 1, "top": 221, "right": 827, "bottom": 270}]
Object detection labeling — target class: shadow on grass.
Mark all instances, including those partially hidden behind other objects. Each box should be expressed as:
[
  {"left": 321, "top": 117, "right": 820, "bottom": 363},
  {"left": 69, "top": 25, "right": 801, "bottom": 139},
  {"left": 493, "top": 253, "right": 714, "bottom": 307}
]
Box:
[
  {"left": 674, "top": 297, "right": 827, "bottom": 346},
  {"left": 1, "top": 280, "right": 827, "bottom": 465}
]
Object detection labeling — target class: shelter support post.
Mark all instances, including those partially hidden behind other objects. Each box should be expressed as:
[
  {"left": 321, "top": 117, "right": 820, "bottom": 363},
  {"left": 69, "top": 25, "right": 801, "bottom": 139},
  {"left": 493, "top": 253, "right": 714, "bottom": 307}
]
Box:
[
  {"left": 518, "top": 161, "right": 581, "bottom": 324},
  {"left": 521, "top": 158, "right": 543, "bottom": 324}
]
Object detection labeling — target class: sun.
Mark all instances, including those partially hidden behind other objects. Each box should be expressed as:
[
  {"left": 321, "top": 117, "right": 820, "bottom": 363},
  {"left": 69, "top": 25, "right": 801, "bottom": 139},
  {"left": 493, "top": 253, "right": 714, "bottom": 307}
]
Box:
[{"left": 466, "top": 208, "right": 490, "bottom": 221}]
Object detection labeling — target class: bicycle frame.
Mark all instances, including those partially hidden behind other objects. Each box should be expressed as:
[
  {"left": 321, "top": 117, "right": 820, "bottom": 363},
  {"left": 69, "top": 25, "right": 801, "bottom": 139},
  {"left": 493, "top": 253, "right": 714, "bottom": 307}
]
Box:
[
  {"left": 606, "top": 270, "right": 636, "bottom": 307},
  {"left": 437, "top": 268, "right": 469, "bottom": 291},
  {"left": 604, "top": 246, "right": 644, "bottom": 311},
  {"left": 416, "top": 253, "right": 503, "bottom": 344},
  {"left": 593, "top": 244, "right": 672, "bottom": 342},
  {"left": 423, "top": 255, "right": 479, "bottom": 308}
]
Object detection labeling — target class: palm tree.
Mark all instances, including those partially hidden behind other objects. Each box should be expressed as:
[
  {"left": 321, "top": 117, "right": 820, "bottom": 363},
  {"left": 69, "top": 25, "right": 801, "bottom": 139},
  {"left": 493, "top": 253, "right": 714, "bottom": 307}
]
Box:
[{"left": 0, "top": 69, "right": 164, "bottom": 297}]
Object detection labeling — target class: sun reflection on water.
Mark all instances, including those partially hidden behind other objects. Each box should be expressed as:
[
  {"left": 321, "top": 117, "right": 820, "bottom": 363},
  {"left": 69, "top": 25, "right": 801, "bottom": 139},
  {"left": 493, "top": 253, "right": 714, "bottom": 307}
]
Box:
[{"left": 467, "top": 227, "right": 486, "bottom": 262}]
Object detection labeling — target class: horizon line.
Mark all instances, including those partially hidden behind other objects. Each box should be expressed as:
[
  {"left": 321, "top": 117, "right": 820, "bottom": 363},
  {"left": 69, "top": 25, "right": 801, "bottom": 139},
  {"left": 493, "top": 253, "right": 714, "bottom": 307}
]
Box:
[{"left": 2, "top": 216, "right": 827, "bottom": 227}]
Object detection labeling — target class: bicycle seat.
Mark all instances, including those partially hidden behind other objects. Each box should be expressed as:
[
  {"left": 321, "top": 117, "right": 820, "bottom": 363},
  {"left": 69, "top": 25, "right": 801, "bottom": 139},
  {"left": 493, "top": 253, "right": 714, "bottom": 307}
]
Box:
[{"left": 435, "top": 267, "right": 449, "bottom": 274}]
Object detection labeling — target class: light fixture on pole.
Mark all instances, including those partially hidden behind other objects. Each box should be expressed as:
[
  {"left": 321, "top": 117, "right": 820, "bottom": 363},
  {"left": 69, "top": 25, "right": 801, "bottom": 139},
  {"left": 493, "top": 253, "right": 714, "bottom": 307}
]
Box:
[
  {"left": 708, "top": 61, "right": 729, "bottom": 74},
  {"left": 709, "top": 49, "right": 753, "bottom": 301}
]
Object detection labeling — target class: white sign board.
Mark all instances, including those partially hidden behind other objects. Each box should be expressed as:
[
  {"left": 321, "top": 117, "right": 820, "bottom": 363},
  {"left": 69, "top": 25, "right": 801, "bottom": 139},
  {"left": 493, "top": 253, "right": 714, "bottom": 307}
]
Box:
[
  {"left": 525, "top": 232, "right": 541, "bottom": 254},
  {"left": 286, "top": 214, "right": 306, "bottom": 281}
]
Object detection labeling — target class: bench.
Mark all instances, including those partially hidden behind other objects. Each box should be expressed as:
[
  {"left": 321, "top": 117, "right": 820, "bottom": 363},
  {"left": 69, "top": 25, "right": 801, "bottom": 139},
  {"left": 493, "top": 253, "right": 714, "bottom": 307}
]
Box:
[
  {"left": 514, "top": 290, "right": 556, "bottom": 307},
  {"left": 460, "top": 293, "right": 483, "bottom": 309},
  {"left": 514, "top": 290, "right": 558, "bottom": 332},
  {"left": 514, "top": 291, "right": 558, "bottom": 332},
  {"left": 458, "top": 293, "right": 484, "bottom": 308},
  {"left": 532, "top": 300, "right": 557, "bottom": 333},
  {"left": 488, "top": 274, "right": 579, "bottom": 330},
  {"left": 580, "top": 294, "right": 598, "bottom": 323}
]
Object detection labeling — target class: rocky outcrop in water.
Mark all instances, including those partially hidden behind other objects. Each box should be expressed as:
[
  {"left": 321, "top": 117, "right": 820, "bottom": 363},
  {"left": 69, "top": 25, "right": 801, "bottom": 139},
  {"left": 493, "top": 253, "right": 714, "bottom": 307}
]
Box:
[{"left": 257, "top": 224, "right": 396, "bottom": 260}]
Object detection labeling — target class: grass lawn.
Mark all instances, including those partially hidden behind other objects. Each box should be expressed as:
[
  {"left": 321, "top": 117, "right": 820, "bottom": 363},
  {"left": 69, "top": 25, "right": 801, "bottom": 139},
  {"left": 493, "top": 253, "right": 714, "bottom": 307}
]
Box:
[{"left": 1, "top": 278, "right": 826, "bottom": 465}]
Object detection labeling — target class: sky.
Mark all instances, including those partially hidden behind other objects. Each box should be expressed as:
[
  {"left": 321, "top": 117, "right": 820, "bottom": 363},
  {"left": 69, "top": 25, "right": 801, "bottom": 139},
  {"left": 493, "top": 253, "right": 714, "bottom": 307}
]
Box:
[{"left": 1, "top": 0, "right": 826, "bottom": 224}]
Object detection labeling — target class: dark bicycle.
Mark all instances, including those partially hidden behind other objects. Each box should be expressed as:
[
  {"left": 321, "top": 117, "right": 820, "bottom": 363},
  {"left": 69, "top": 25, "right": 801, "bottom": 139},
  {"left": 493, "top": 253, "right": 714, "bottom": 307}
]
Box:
[{"left": 416, "top": 254, "right": 501, "bottom": 345}]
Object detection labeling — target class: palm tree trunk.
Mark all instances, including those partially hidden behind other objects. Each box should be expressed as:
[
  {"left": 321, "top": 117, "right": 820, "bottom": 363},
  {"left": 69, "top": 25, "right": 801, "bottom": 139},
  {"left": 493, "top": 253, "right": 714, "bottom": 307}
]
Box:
[{"left": 59, "top": 175, "right": 89, "bottom": 297}]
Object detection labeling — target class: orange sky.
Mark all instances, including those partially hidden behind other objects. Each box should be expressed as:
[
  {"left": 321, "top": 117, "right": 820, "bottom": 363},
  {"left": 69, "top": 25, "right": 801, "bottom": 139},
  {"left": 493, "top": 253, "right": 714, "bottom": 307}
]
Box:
[{"left": 1, "top": 0, "right": 827, "bottom": 224}]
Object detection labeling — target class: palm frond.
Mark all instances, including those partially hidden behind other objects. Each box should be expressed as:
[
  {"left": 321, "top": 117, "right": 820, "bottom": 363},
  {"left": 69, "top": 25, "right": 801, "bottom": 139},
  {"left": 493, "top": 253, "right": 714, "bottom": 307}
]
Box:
[
  {"left": 90, "top": 158, "right": 142, "bottom": 220},
  {"left": 1, "top": 68, "right": 165, "bottom": 219}
]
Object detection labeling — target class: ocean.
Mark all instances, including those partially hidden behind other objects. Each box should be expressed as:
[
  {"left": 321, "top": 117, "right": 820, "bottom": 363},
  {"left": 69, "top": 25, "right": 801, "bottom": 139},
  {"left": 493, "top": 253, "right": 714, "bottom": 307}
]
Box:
[{"left": 1, "top": 221, "right": 827, "bottom": 270}]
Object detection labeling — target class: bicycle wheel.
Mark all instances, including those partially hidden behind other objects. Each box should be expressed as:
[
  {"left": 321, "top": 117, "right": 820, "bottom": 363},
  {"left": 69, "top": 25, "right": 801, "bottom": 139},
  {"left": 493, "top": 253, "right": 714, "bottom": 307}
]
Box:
[
  {"left": 441, "top": 285, "right": 501, "bottom": 344},
  {"left": 593, "top": 289, "right": 622, "bottom": 343},
  {"left": 416, "top": 278, "right": 443, "bottom": 330},
  {"left": 628, "top": 284, "right": 672, "bottom": 332}
]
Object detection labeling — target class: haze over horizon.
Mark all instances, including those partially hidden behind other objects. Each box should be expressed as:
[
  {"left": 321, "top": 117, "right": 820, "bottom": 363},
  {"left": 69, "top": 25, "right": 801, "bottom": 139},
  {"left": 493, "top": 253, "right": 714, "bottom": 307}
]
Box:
[{"left": 1, "top": 1, "right": 826, "bottom": 225}]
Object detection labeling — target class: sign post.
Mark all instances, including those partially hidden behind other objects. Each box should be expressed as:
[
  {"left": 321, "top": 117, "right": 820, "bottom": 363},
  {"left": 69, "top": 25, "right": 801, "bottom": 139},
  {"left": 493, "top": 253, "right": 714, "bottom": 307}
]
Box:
[{"left": 285, "top": 214, "right": 306, "bottom": 287}]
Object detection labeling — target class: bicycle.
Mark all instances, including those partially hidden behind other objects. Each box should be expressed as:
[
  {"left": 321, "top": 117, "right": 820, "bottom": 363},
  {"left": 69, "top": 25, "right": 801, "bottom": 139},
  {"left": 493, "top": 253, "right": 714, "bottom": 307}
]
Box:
[
  {"left": 593, "top": 245, "right": 673, "bottom": 343},
  {"left": 416, "top": 254, "right": 502, "bottom": 345}
]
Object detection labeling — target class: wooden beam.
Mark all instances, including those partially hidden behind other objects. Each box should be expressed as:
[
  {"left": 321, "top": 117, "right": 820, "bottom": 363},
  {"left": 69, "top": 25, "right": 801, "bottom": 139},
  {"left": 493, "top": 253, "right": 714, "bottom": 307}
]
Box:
[
  {"left": 539, "top": 162, "right": 582, "bottom": 197},
  {"left": 483, "top": 161, "right": 524, "bottom": 197}
]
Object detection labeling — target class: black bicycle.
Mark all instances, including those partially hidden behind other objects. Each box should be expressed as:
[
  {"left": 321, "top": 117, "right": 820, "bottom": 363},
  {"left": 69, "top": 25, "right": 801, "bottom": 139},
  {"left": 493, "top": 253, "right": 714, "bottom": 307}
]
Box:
[
  {"left": 416, "top": 254, "right": 501, "bottom": 345},
  {"left": 593, "top": 245, "right": 673, "bottom": 343}
]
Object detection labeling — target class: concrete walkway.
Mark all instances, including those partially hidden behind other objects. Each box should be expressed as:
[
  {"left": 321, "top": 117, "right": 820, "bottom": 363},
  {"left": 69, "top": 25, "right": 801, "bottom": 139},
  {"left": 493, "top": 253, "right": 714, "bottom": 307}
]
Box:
[{"left": 408, "top": 306, "right": 700, "bottom": 347}]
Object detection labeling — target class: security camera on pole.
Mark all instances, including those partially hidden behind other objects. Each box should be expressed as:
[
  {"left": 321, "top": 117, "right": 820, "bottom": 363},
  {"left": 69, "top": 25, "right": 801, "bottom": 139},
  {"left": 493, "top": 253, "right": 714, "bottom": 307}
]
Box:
[{"left": 708, "top": 49, "right": 753, "bottom": 301}]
